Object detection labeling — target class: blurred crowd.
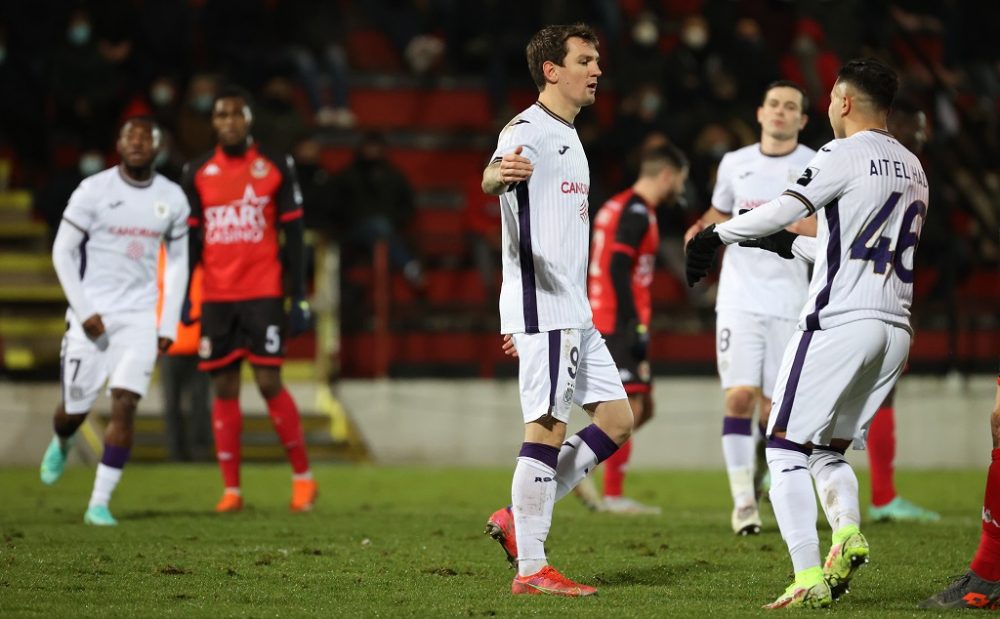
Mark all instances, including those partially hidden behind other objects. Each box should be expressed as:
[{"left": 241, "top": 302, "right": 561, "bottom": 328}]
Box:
[{"left": 1, "top": 0, "right": 996, "bottom": 297}]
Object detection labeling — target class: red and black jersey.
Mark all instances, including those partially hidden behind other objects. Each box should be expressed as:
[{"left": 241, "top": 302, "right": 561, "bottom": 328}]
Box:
[
  {"left": 588, "top": 188, "right": 659, "bottom": 334},
  {"left": 182, "top": 143, "right": 303, "bottom": 302}
]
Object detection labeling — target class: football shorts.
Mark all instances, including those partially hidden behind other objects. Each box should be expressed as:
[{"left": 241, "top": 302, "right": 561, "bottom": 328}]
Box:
[
  {"left": 716, "top": 309, "right": 798, "bottom": 398},
  {"left": 513, "top": 325, "right": 626, "bottom": 424},
  {"left": 199, "top": 298, "right": 286, "bottom": 371},
  {"left": 60, "top": 312, "right": 158, "bottom": 414},
  {"left": 767, "top": 319, "right": 910, "bottom": 448}
]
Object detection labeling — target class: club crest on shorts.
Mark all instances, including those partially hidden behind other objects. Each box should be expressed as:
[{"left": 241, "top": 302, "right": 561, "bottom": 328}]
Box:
[
  {"left": 198, "top": 336, "right": 212, "bottom": 359},
  {"left": 153, "top": 201, "right": 169, "bottom": 219},
  {"left": 69, "top": 385, "right": 84, "bottom": 400},
  {"left": 250, "top": 157, "right": 270, "bottom": 179}
]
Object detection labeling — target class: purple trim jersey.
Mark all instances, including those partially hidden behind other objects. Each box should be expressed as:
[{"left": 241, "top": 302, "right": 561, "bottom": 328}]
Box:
[{"left": 492, "top": 103, "right": 593, "bottom": 334}]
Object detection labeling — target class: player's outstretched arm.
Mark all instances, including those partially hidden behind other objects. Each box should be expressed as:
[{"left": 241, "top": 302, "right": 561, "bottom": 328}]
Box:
[
  {"left": 715, "top": 194, "right": 811, "bottom": 245},
  {"left": 159, "top": 228, "right": 190, "bottom": 346},
  {"left": 482, "top": 146, "right": 533, "bottom": 195}
]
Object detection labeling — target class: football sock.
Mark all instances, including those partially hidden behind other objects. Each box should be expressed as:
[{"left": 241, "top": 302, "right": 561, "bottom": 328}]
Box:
[
  {"left": 971, "top": 448, "right": 1000, "bottom": 581},
  {"left": 603, "top": 439, "right": 632, "bottom": 497},
  {"left": 809, "top": 446, "right": 860, "bottom": 533},
  {"left": 767, "top": 440, "right": 821, "bottom": 573},
  {"left": 554, "top": 424, "right": 619, "bottom": 501},
  {"left": 867, "top": 405, "right": 896, "bottom": 507},
  {"left": 512, "top": 442, "right": 558, "bottom": 577},
  {"left": 722, "top": 417, "right": 756, "bottom": 508},
  {"left": 88, "top": 444, "right": 129, "bottom": 508},
  {"left": 212, "top": 397, "right": 242, "bottom": 490},
  {"left": 266, "top": 389, "right": 310, "bottom": 475}
]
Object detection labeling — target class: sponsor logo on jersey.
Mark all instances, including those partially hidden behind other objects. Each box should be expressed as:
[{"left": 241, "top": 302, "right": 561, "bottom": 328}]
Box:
[
  {"left": 561, "top": 181, "right": 589, "bottom": 194},
  {"left": 203, "top": 163, "right": 221, "bottom": 176},
  {"left": 796, "top": 166, "right": 820, "bottom": 186},
  {"left": 108, "top": 226, "right": 161, "bottom": 239},
  {"left": 108, "top": 200, "right": 123, "bottom": 209},
  {"left": 204, "top": 184, "right": 270, "bottom": 244},
  {"left": 154, "top": 201, "right": 169, "bottom": 219},
  {"left": 198, "top": 336, "right": 212, "bottom": 359},
  {"left": 250, "top": 158, "right": 270, "bottom": 179},
  {"left": 558, "top": 145, "right": 570, "bottom": 155},
  {"left": 125, "top": 240, "right": 145, "bottom": 261}
]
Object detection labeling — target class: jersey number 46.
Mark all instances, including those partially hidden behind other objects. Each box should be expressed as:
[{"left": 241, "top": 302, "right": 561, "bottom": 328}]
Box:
[{"left": 850, "top": 191, "right": 926, "bottom": 284}]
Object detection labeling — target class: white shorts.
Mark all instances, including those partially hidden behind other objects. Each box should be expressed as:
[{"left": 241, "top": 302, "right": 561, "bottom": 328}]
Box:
[
  {"left": 514, "top": 326, "right": 627, "bottom": 424},
  {"left": 60, "top": 312, "right": 158, "bottom": 414},
  {"left": 767, "top": 320, "right": 910, "bottom": 448},
  {"left": 716, "top": 309, "right": 798, "bottom": 398}
]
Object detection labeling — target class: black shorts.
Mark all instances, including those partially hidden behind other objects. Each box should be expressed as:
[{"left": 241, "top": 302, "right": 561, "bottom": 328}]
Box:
[
  {"left": 198, "top": 298, "right": 286, "bottom": 371},
  {"left": 605, "top": 332, "right": 652, "bottom": 395}
]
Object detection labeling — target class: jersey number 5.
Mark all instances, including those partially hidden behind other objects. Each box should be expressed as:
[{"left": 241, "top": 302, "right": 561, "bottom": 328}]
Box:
[{"left": 849, "top": 191, "right": 926, "bottom": 283}]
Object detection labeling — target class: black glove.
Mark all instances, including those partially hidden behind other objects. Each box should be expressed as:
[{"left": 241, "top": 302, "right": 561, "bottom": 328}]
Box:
[
  {"left": 739, "top": 229, "right": 798, "bottom": 259},
  {"left": 685, "top": 224, "right": 723, "bottom": 287},
  {"left": 180, "top": 296, "right": 196, "bottom": 326},
  {"left": 289, "top": 297, "right": 312, "bottom": 337},
  {"left": 630, "top": 322, "right": 649, "bottom": 362}
]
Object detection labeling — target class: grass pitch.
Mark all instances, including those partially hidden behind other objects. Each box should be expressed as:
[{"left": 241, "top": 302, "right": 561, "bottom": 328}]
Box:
[{"left": 0, "top": 464, "right": 986, "bottom": 617}]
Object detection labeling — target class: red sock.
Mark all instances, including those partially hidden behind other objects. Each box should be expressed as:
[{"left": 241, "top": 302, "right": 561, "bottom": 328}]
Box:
[
  {"left": 971, "top": 449, "right": 1000, "bottom": 581},
  {"left": 603, "top": 439, "right": 632, "bottom": 498},
  {"left": 867, "top": 406, "right": 896, "bottom": 507},
  {"left": 212, "top": 398, "right": 242, "bottom": 489},
  {"left": 266, "top": 388, "right": 310, "bottom": 475}
]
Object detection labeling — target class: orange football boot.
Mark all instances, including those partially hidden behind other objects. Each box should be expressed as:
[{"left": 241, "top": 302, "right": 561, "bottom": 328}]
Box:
[
  {"left": 511, "top": 565, "right": 597, "bottom": 597},
  {"left": 290, "top": 479, "right": 318, "bottom": 512},
  {"left": 215, "top": 490, "right": 243, "bottom": 513},
  {"left": 485, "top": 506, "right": 518, "bottom": 567}
]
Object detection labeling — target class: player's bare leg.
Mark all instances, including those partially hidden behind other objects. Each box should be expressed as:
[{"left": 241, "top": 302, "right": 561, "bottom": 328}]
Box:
[
  {"left": 253, "top": 365, "right": 315, "bottom": 511},
  {"left": 755, "top": 395, "right": 772, "bottom": 500},
  {"left": 84, "top": 388, "right": 140, "bottom": 525},
  {"left": 722, "top": 386, "right": 763, "bottom": 534},
  {"left": 40, "top": 403, "right": 89, "bottom": 485},
  {"left": 603, "top": 392, "right": 660, "bottom": 515},
  {"left": 211, "top": 366, "right": 244, "bottom": 512}
]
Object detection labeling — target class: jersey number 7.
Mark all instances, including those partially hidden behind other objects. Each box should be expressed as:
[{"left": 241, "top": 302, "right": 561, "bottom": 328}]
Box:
[{"left": 849, "top": 191, "right": 926, "bottom": 284}]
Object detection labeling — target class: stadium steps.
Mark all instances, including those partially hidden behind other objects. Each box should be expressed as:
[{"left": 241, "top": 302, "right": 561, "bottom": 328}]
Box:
[{"left": 0, "top": 191, "right": 68, "bottom": 372}]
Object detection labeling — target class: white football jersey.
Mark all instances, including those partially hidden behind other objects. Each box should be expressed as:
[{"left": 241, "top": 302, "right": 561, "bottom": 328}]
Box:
[
  {"left": 493, "top": 102, "right": 592, "bottom": 334},
  {"left": 781, "top": 129, "right": 929, "bottom": 332},
  {"left": 712, "top": 143, "right": 815, "bottom": 319},
  {"left": 61, "top": 166, "right": 190, "bottom": 319}
]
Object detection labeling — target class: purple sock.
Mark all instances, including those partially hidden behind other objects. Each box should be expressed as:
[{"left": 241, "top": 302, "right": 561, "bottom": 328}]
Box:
[
  {"left": 101, "top": 444, "right": 131, "bottom": 469},
  {"left": 723, "top": 417, "right": 753, "bottom": 436},
  {"left": 518, "top": 442, "right": 559, "bottom": 470},
  {"left": 576, "top": 424, "right": 618, "bottom": 464}
]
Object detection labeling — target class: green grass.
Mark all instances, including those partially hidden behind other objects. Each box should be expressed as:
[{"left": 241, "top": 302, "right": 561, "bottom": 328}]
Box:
[{"left": 0, "top": 465, "right": 987, "bottom": 617}]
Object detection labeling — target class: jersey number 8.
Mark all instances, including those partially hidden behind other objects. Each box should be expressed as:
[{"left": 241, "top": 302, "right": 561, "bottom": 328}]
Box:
[{"left": 849, "top": 191, "right": 926, "bottom": 284}]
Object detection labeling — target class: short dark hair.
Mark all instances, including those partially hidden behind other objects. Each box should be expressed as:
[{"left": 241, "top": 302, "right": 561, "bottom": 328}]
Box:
[
  {"left": 212, "top": 84, "right": 255, "bottom": 113},
  {"left": 525, "top": 24, "right": 599, "bottom": 91},
  {"left": 640, "top": 143, "right": 689, "bottom": 176},
  {"left": 836, "top": 58, "right": 898, "bottom": 112},
  {"left": 762, "top": 80, "right": 809, "bottom": 112},
  {"left": 119, "top": 115, "right": 162, "bottom": 146}
]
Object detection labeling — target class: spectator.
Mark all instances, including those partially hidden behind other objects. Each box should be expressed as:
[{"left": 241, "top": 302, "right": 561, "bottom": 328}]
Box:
[{"left": 333, "top": 131, "right": 424, "bottom": 289}]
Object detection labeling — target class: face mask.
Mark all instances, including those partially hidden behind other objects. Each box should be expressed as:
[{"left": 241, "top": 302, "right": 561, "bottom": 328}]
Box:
[
  {"left": 682, "top": 26, "right": 708, "bottom": 50},
  {"left": 190, "top": 94, "right": 213, "bottom": 113},
  {"left": 79, "top": 154, "right": 104, "bottom": 177},
  {"left": 639, "top": 92, "right": 661, "bottom": 116},
  {"left": 68, "top": 23, "right": 91, "bottom": 46},
  {"left": 151, "top": 83, "right": 175, "bottom": 107},
  {"left": 632, "top": 18, "right": 658, "bottom": 47}
]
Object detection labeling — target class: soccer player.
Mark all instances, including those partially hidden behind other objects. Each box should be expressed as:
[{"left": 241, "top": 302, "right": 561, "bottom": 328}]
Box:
[
  {"left": 481, "top": 24, "right": 634, "bottom": 597},
  {"left": 865, "top": 101, "right": 939, "bottom": 523},
  {"left": 922, "top": 374, "right": 1000, "bottom": 609},
  {"left": 40, "top": 117, "right": 190, "bottom": 526},
  {"left": 687, "top": 58, "right": 927, "bottom": 608},
  {"left": 683, "top": 81, "right": 816, "bottom": 535},
  {"left": 587, "top": 144, "right": 689, "bottom": 514},
  {"left": 183, "top": 86, "right": 316, "bottom": 513}
]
